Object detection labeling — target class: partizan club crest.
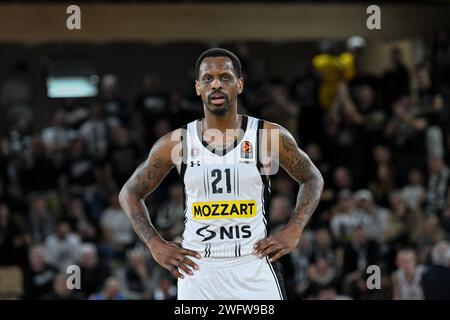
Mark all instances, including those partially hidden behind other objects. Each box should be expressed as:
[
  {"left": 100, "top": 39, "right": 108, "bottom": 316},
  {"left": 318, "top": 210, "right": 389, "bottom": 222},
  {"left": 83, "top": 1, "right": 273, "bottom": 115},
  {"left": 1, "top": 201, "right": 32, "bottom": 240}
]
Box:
[{"left": 191, "top": 146, "right": 200, "bottom": 158}]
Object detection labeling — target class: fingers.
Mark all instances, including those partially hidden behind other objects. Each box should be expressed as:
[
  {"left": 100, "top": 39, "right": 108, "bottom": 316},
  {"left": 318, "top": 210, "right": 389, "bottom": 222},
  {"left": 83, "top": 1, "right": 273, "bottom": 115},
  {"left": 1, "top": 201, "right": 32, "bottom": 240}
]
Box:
[
  {"left": 258, "top": 244, "right": 280, "bottom": 259},
  {"left": 253, "top": 236, "right": 288, "bottom": 261},
  {"left": 174, "top": 247, "right": 200, "bottom": 271},
  {"left": 254, "top": 237, "right": 270, "bottom": 248},
  {"left": 253, "top": 237, "right": 275, "bottom": 256},
  {"left": 269, "top": 249, "right": 288, "bottom": 263},
  {"left": 170, "top": 267, "right": 184, "bottom": 279},
  {"left": 178, "top": 260, "right": 194, "bottom": 276},
  {"left": 166, "top": 253, "right": 200, "bottom": 279},
  {"left": 152, "top": 240, "right": 202, "bottom": 279},
  {"left": 253, "top": 239, "right": 270, "bottom": 254},
  {"left": 182, "top": 257, "right": 200, "bottom": 271},
  {"left": 167, "top": 259, "right": 188, "bottom": 279},
  {"left": 180, "top": 248, "right": 202, "bottom": 259},
  {"left": 169, "top": 257, "right": 194, "bottom": 276}
]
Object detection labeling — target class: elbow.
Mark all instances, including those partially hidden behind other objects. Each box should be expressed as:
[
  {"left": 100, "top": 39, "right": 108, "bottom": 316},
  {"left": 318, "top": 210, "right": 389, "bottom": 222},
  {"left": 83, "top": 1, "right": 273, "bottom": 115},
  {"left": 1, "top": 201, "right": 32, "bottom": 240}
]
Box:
[
  {"left": 118, "top": 184, "right": 129, "bottom": 208},
  {"left": 312, "top": 169, "right": 325, "bottom": 193},
  {"left": 317, "top": 172, "right": 325, "bottom": 191},
  {"left": 118, "top": 182, "right": 145, "bottom": 208},
  {"left": 299, "top": 169, "right": 324, "bottom": 194}
]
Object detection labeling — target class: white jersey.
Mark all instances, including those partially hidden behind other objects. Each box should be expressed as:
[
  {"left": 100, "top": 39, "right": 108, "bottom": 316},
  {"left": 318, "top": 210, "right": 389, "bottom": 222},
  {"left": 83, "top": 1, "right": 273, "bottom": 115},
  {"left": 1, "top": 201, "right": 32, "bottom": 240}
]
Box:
[{"left": 176, "top": 115, "right": 270, "bottom": 258}]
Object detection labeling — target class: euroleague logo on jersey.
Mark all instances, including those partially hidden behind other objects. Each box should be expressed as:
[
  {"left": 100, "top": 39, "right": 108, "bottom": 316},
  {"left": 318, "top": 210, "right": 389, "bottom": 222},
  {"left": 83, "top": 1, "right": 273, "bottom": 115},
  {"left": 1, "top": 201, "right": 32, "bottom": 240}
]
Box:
[
  {"left": 196, "top": 225, "right": 252, "bottom": 242},
  {"left": 241, "top": 140, "right": 253, "bottom": 159}
]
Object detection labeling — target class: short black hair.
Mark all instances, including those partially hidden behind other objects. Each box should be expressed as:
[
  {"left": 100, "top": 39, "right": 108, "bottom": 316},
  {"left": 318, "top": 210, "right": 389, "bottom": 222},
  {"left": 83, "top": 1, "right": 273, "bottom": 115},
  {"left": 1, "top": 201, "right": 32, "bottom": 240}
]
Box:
[{"left": 194, "top": 48, "right": 242, "bottom": 80}]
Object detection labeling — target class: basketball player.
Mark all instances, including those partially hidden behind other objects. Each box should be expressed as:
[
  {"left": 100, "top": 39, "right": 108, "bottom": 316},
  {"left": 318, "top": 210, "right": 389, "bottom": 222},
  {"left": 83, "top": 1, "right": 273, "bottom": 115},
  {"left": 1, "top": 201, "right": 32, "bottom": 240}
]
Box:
[{"left": 119, "top": 48, "right": 324, "bottom": 300}]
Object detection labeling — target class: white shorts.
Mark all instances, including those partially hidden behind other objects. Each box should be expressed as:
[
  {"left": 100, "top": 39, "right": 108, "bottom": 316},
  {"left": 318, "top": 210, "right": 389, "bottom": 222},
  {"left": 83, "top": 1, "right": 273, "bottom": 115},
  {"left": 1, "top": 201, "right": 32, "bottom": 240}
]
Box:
[{"left": 177, "top": 254, "right": 286, "bottom": 300}]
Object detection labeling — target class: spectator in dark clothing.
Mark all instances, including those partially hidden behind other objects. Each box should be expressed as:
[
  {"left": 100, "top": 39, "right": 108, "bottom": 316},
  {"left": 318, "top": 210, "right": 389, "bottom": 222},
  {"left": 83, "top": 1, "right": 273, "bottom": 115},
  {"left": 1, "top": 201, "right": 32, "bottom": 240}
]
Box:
[
  {"left": 369, "top": 163, "right": 396, "bottom": 209},
  {"left": 340, "top": 226, "right": 380, "bottom": 299},
  {"left": 43, "top": 273, "right": 84, "bottom": 300},
  {"left": 77, "top": 243, "right": 111, "bottom": 298},
  {"left": 0, "top": 202, "right": 29, "bottom": 266},
  {"left": 382, "top": 47, "right": 410, "bottom": 108},
  {"left": 384, "top": 95, "right": 428, "bottom": 185},
  {"left": 105, "top": 125, "right": 140, "bottom": 189},
  {"left": 0, "top": 178, "right": 27, "bottom": 219},
  {"left": 431, "top": 29, "right": 450, "bottom": 90},
  {"left": 118, "top": 248, "right": 155, "bottom": 300},
  {"left": 100, "top": 74, "right": 129, "bottom": 124},
  {"left": 41, "top": 109, "right": 77, "bottom": 154},
  {"left": 22, "top": 245, "right": 57, "bottom": 300},
  {"left": 413, "top": 64, "right": 447, "bottom": 160},
  {"left": 19, "top": 137, "right": 61, "bottom": 194},
  {"left": 310, "top": 228, "right": 337, "bottom": 266},
  {"left": 27, "top": 195, "right": 54, "bottom": 244},
  {"left": 60, "top": 139, "right": 102, "bottom": 222},
  {"left": 291, "top": 62, "right": 321, "bottom": 146},
  {"left": 65, "top": 197, "right": 97, "bottom": 242},
  {"left": 422, "top": 241, "right": 450, "bottom": 299},
  {"left": 78, "top": 101, "right": 120, "bottom": 163}
]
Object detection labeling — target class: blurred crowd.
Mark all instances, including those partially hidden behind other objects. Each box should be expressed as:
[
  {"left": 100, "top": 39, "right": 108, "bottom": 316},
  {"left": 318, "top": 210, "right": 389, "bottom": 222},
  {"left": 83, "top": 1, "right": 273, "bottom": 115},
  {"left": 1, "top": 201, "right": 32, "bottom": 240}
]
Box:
[{"left": 1, "top": 31, "right": 450, "bottom": 300}]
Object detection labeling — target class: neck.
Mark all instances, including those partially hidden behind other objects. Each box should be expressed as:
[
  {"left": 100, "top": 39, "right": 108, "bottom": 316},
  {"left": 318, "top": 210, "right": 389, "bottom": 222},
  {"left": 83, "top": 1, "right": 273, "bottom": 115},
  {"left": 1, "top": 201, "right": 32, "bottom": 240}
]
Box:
[{"left": 203, "top": 108, "right": 240, "bottom": 132}]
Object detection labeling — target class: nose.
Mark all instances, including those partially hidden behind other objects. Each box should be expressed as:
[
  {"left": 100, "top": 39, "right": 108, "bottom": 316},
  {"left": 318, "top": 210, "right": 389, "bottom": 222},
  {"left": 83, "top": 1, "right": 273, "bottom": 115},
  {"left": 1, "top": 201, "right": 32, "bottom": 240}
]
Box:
[{"left": 211, "top": 78, "right": 222, "bottom": 90}]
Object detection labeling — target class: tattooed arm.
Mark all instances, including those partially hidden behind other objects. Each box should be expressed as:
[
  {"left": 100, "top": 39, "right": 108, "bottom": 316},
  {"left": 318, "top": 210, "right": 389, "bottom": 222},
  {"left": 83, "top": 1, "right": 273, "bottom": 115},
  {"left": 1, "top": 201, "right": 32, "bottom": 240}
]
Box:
[
  {"left": 119, "top": 130, "right": 200, "bottom": 279},
  {"left": 278, "top": 126, "right": 324, "bottom": 229},
  {"left": 119, "top": 133, "right": 173, "bottom": 245},
  {"left": 253, "top": 122, "right": 324, "bottom": 262}
]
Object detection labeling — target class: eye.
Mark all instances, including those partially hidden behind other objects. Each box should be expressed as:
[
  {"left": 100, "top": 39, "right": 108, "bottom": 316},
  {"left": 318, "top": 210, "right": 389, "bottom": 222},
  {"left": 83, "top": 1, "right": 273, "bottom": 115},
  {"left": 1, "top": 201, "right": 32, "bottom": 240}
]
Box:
[{"left": 222, "top": 75, "right": 231, "bottom": 80}]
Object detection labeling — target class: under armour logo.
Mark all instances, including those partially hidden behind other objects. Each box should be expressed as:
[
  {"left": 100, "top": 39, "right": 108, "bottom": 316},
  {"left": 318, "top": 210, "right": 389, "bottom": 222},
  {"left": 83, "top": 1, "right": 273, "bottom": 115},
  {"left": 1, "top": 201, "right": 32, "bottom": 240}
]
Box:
[{"left": 190, "top": 161, "right": 200, "bottom": 167}]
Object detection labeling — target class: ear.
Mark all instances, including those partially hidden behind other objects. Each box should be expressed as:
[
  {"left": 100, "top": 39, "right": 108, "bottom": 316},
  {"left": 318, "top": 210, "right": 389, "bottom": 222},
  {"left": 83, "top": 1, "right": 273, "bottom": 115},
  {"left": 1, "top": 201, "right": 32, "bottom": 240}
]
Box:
[
  {"left": 195, "top": 80, "right": 201, "bottom": 96},
  {"left": 237, "top": 77, "right": 244, "bottom": 95}
]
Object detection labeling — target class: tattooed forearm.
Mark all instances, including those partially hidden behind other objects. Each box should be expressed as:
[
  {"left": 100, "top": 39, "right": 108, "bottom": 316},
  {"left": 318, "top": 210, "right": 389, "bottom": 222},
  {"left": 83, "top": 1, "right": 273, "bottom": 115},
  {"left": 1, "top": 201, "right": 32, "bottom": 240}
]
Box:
[
  {"left": 119, "top": 186, "right": 160, "bottom": 246},
  {"left": 279, "top": 131, "right": 324, "bottom": 229},
  {"left": 128, "top": 206, "right": 159, "bottom": 245},
  {"left": 119, "top": 134, "right": 175, "bottom": 246},
  {"left": 290, "top": 177, "right": 323, "bottom": 228}
]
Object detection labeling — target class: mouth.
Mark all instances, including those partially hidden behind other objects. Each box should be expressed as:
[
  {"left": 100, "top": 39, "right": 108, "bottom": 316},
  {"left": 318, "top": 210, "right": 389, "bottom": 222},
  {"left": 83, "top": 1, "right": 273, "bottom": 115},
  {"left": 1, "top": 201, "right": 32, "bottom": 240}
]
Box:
[{"left": 209, "top": 92, "right": 227, "bottom": 106}]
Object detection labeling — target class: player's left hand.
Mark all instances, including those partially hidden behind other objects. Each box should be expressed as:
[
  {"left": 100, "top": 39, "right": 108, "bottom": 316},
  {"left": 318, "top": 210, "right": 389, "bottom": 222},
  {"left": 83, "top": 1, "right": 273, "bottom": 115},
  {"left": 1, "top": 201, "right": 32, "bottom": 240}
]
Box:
[{"left": 252, "top": 223, "right": 302, "bottom": 263}]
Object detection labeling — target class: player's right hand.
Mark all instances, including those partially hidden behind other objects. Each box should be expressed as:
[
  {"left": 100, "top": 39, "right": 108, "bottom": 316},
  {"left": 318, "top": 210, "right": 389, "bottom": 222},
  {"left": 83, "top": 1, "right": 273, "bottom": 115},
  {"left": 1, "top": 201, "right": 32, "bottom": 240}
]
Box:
[{"left": 147, "top": 236, "right": 201, "bottom": 279}]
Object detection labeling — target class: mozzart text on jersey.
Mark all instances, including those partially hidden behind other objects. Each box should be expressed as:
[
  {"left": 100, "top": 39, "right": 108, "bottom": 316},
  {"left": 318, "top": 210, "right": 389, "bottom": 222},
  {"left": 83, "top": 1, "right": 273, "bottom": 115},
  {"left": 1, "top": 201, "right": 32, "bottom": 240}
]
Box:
[{"left": 192, "top": 200, "right": 257, "bottom": 220}]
